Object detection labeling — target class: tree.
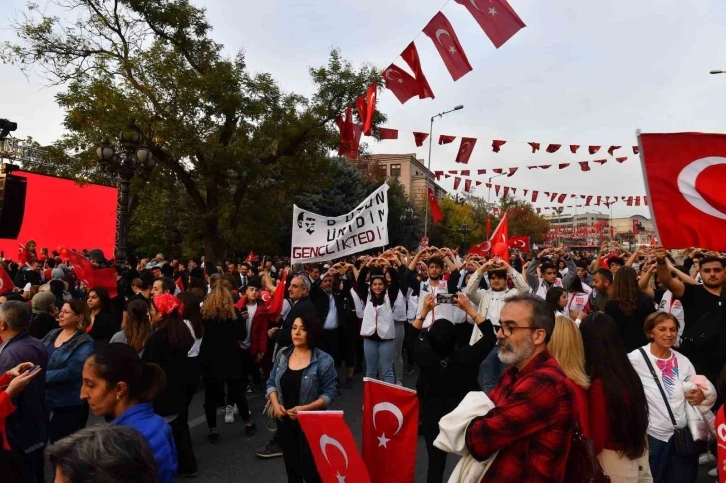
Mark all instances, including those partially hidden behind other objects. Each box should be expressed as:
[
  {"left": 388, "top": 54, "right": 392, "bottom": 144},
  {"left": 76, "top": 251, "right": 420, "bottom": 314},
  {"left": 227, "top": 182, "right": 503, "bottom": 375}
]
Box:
[
  {"left": 2, "top": 0, "right": 384, "bottom": 263},
  {"left": 497, "top": 195, "right": 550, "bottom": 242}
]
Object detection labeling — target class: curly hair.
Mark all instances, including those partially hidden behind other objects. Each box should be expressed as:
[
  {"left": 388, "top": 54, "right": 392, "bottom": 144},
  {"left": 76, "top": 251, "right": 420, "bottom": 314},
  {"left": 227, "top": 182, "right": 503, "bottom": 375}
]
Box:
[{"left": 200, "top": 278, "right": 237, "bottom": 321}]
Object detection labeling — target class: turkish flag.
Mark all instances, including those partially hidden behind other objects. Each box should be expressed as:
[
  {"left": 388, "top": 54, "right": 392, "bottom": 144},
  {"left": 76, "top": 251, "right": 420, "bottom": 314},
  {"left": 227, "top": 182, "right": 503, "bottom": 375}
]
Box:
[
  {"left": 336, "top": 108, "right": 363, "bottom": 158},
  {"left": 633, "top": 146, "right": 640, "bottom": 154},
  {"left": 59, "top": 248, "right": 117, "bottom": 297},
  {"left": 579, "top": 161, "right": 591, "bottom": 171},
  {"left": 175, "top": 276, "right": 184, "bottom": 293},
  {"left": 632, "top": 219, "right": 640, "bottom": 234},
  {"left": 528, "top": 142, "right": 540, "bottom": 153},
  {"left": 362, "top": 378, "right": 419, "bottom": 483},
  {"left": 508, "top": 235, "right": 530, "bottom": 251},
  {"left": 455, "top": 137, "right": 477, "bottom": 163},
  {"left": 486, "top": 215, "right": 492, "bottom": 237},
  {"left": 594, "top": 159, "right": 608, "bottom": 165},
  {"left": 492, "top": 140, "right": 506, "bottom": 152},
  {"left": 489, "top": 214, "right": 510, "bottom": 263},
  {"left": 546, "top": 144, "right": 561, "bottom": 153},
  {"left": 640, "top": 132, "right": 726, "bottom": 250},
  {"left": 716, "top": 407, "right": 726, "bottom": 483},
  {"left": 438, "top": 135, "right": 456, "bottom": 145},
  {"left": 383, "top": 65, "right": 419, "bottom": 104},
  {"left": 464, "top": 179, "right": 472, "bottom": 192},
  {"left": 267, "top": 271, "right": 287, "bottom": 318},
  {"left": 379, "top": 128, "right": 398, "bottom": 140},
  {"left": 298, "top": 411, "right": 371, "bottom": 483},
  {"left": 245, "top": 251, "right": 255, "bottom": 263},
  {"left": 401, "top": 42, "right": 435, "bottom": 100},
  {"left": 570, "top": 144, "right": 580, "bottom": 153},
  {"left": 453, "top": 177, "right": 462, "bottom": 190},
  {"left": 508, "top": 167, "right": 518, "bottom": 177},
  {"left": 355, "top": 84, "right": 377, "bottom": 136},
  {"left": 454, "top": 0, "right": 525, "bottom": 49},
  {"left": 428, "top": 188, "right": 443, "bottom": 224},
  {"left": 615, "top": 156, "right": 628, "bottom": 163},
  {"left": 531, "top": 190, "right": 539, "bottom": 202},
  {"left": 434, "top": 170, "right": 443, "bottom": 180},
  {"left": 422, "top": 12, "right": 473, "bottom": 81},
  {"left": 0, "top": 264, "right": 15, "bottom": 292},
  {"left": 413, "top": 132, "right": 429, "bottom": 147},
  {"left": 588, "top": 145, "right": 601, "bottom": 154},
  {"left": 559, "top": 163, "right": 570, "bottom": 169}
]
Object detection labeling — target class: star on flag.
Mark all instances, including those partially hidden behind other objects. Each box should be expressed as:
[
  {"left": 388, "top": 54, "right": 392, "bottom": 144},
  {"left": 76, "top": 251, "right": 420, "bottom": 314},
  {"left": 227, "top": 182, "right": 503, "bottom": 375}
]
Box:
[
  {"left": 336, "top": 472, "right": 346, "bottom": 483},
  {"left": 489, "top": 7, "right": 497, "bottom": 15},
  {"left": 377, "top": 433, "right": 391, "bottom": 448}
]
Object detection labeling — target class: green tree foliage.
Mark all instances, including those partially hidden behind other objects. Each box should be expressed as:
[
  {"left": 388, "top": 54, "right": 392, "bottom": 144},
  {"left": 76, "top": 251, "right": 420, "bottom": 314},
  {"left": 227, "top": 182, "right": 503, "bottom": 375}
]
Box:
[{"left": 2, "top": 0, "right": 384, "bottom": 262}]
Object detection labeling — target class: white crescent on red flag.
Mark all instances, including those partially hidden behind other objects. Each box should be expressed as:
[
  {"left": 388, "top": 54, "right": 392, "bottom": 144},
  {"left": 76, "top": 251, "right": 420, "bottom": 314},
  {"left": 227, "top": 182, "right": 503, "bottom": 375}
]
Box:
[
  {"left": 453, "top": 0, "right": 526, "bottom": 48},
  {"left": 640, "top": 132, "right": 726, "bottom": 250},
  {"left": 422, "top": 12, "right": 473, "bottom": 81}
]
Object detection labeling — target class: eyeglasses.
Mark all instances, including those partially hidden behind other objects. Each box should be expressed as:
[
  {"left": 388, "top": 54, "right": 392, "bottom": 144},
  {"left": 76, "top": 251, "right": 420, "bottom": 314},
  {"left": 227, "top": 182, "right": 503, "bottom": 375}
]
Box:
[{"left": 496, "top": 324, "right": 539, "bottom": 337}]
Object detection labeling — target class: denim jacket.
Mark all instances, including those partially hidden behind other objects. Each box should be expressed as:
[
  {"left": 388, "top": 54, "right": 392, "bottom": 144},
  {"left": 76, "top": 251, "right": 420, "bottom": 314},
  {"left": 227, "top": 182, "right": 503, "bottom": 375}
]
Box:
[
  {"left": 41, "top": 329, "right": 94, "bottom": 409},
  {"left": 266, "top": 346, "right": 337, "bottom": 408}
]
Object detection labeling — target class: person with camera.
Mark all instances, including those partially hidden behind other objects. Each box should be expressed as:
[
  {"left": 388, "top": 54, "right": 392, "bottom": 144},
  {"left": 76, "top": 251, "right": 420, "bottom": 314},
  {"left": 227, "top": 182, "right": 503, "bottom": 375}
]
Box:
[
  {"left": 526, "top": 248, "right": 577, "bottom": 299},
  {"left": 409, "top": 292, "right": 496, "bottom": 483}
]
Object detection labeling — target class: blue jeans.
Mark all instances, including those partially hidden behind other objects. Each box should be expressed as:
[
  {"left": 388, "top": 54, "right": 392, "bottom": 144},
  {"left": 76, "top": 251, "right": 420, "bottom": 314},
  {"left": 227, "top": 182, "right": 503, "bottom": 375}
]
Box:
[
  {"left": 647, "top": 434, "right": 698, "bottom": 483},
  {"left": 479, "top": 345, "right": 506, "bottom": 395},
  {"left": 364, "top": 338, "right": 395, "bottom": 384}
]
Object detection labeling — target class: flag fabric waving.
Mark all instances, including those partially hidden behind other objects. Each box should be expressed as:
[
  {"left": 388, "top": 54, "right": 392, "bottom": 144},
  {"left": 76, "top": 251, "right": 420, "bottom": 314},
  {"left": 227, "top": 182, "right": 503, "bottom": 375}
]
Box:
[
  {"left": 639, "top": 132, "right": 726, "bottom": 250},
  {"left": 401, "top": 43, "right": 435, "bottom": 100},
  {"left": 383, "top": 65, "right": 419, "bottom": 104},
  {"left": 455, "top": 137, "right": 477, "bottom": 164},
  {"left": 454, "top": 0, "right": 526, "bottom": 49},
  {"left": 470, "top": 214, "right": 510, "bottom": 261},
  {"left": 297, "top": 411, "right": 371, "bottom": 483},
  {"left": 59, "top": 248, "right": 117, "bottom": 298},
  {"left": 0, "top": 264, "right": 15, "bottom": 292},
  {"left": 362, "top": 378, "right": 419, "bottom": 483},
  {"left": 422, "top": 12, "right": 473, "bottom": 81},
  {"left": 428, "top": 188, "right": 444, "bottom": 224},
  {"left": 508, "top": 235, "right": 530, "bottom": 251},
  {"left": 413, "top": 132, "right": 429, "bottom": 147}
]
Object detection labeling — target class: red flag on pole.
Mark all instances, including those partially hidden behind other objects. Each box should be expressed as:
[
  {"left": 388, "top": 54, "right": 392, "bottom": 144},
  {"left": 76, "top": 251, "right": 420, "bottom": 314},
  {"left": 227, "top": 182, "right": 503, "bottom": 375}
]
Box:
[
  {"left": 640, "top": 132, "right": 726, "bottom": 250},
  {"left": 401, "top": 43, "right": 435, "bottom": 100},
  {"left": 486, "top": 215, "right": 492, "bottom": 238},
  {"left": 267, "top": 271, "right": 288, "bottom": 318},
  {"left": 428, "top": 188, "right": 443, "bottom": 224},
  {"left": 0, "top": 264, "right": 15, "bottom": 292},
  {"left": 245, "top": 251, "right": 256, "bottom": 263},
  {"left": 453, "top": 0, "right": 526, "bottom": 48},
  {"left": 355, "top": 84, "right": 377, "bottom": 136},
  {"left": 455, "top": 137, "right": 477, "bottom": 163},
  {"left": 383, "top": 65, "right": 419, "bottom": 104},
  {"left": 422, "top": 12, "right": 473, "bottom": 81},
  {"left": 489, "top": 214, "right": 510, "bottom": 263},
  {"left": 298, "top": 411, "right": 371, "bottom": 483},
  {"left": 362, "top": 379, "right": 419, "bottom": 483}
]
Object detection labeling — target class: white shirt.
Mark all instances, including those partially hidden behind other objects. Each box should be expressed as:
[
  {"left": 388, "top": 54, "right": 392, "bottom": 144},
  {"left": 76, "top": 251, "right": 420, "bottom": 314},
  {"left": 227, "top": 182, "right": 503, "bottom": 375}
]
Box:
[
  {"left": 628, "top": 345, "right": 695, "bottom": 442},
  {"left": 281, "top": 298, "right": 292, "bottom": 321},
  {"left": 323, "top": 295, "right": 339, "bottom": 330},
  {"left": 183, "top": 320, "right": 203, "bottom": 357},
  {"left": 240, "top": 304, "right": 257, "bottom": 349},
  {"left": 487, "top": 290, "right": 508, "bottom": 328},
  {"left": 658, "top": 291, "right": 685, "bottom": 344}
]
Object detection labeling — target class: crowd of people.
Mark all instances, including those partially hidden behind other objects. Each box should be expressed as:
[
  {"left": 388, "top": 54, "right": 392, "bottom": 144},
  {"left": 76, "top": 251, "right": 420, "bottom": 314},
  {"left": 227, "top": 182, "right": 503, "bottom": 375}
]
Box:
[{"left": 0, "top": 239, "right": 724, "bottom": 483}]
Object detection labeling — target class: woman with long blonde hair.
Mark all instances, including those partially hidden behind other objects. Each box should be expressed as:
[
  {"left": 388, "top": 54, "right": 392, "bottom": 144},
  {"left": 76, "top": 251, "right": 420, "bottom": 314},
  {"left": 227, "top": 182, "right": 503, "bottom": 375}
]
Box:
[
  {"left": 548, "top": 315, "right": 591, "bottom": 436},
  {"left": 198, "top": 278, "right": 255, "bottom": 442}
]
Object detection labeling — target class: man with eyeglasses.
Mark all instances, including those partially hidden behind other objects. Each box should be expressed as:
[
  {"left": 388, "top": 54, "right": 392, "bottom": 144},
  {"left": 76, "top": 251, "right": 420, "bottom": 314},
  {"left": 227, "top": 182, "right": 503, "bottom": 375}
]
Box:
[
  {"left": 464, "top": 293, "right": 575, "bottom": 483},
  {"left": 463, "top": 257, "right": 531, "bottom": 393}
]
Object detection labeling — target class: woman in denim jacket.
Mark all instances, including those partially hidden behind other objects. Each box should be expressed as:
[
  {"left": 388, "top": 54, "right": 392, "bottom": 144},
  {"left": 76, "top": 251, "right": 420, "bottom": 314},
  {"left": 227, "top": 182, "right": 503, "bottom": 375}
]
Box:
[
  {"left": 267, "top": 312, "right": 337, "bottom": 483},
  {"left": 41, "top": 299, "right": 94, "bottom": 443}
]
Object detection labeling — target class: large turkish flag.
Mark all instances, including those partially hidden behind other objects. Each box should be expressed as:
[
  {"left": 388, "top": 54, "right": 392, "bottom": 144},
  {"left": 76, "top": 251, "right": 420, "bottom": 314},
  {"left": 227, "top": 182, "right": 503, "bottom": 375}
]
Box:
[
  {"left": 362, "top": 378, "right": 419, "bottom": 483},
  {"left": 454, "top": 0, "right": 525, "bottom": 49},
  {"left": 639, "top": 132, "right": 726, "bottom": 250},
  {"left": 422, "top": 12, "right": 473, "bottom": 81}
]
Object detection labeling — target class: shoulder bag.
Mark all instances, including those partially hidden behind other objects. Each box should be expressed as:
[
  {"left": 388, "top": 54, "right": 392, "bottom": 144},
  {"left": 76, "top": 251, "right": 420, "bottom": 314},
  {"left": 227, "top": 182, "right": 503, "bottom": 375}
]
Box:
[
  {"left": 638, "top": 348, "right": 705, "bottom": 456},
  {"left": 565, "top": 420, "right": 611, "bottom": 483}
]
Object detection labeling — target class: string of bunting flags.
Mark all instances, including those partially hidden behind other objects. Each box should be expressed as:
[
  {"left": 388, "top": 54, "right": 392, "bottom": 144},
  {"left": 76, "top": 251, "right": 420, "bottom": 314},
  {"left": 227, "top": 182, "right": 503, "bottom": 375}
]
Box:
[{"left": 435, "top": 156, "right": 629, "bottom": 179}]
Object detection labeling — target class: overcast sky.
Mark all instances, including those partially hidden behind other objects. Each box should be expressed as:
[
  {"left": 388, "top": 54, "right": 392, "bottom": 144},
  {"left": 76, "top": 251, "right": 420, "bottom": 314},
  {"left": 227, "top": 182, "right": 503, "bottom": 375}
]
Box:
[{"left": 2, "top": 0, "right": 726, "bottom": 218}]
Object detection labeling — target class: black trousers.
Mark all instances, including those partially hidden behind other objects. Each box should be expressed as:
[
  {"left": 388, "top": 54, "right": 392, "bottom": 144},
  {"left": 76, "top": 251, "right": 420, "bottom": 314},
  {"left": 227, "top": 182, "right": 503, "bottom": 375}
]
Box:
[
  {"left": 277, "top": 418, "right": 322, "bottom": 483},
  {"left": 203, "top": 376, "right": 250, "bottom": 428},
  {"left": 240, "top": 348, "right": 261, "bottom": 386},
  {"left": 172, "top": 372, "right": 199, "bottom": 475},
  {"left": 319, "top": 328, "right": 339, "bottom": 364},
  {"left": 422, "top": 414, "right": 447, "bottom": 483},
  {"left": 403, "top": 322, "right": 416, "bottom": 367},
  {"left": 339, "top": 323, "right": 358, "bottom": 369},
  {"left": 48, "top": 404, "right": 89, "bottom": 444}
]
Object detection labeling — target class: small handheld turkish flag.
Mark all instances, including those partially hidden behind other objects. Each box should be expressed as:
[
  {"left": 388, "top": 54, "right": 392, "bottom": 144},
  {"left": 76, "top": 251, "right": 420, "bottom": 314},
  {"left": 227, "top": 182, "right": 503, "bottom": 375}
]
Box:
[
  {"left": 175, "top": 276, "right": 184, "bottom": 293},
  {"left": 362, "top": 378, "right": 419, "bottom": 483},
  {"left": 0, "top": 264, "right": 15, "bottom": 292},
  {"left": 298, "top": 411, "right": 371, "bottom": 483},
  {"left": 640, "top": 132, "right": 726, "bottom": 250}
]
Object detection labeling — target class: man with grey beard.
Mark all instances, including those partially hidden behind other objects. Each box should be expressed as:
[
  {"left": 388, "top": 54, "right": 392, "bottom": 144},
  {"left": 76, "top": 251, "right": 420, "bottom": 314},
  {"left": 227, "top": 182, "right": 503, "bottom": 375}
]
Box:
[{"left": 464, "top": 294, "right": 575, "bottom": 483}]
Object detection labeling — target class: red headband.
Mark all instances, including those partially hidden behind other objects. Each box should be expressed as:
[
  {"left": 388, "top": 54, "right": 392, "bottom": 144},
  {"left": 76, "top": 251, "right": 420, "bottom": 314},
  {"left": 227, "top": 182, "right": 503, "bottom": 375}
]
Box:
[{"left": 152, "top": 294, "right": 184, "bottom": 318}]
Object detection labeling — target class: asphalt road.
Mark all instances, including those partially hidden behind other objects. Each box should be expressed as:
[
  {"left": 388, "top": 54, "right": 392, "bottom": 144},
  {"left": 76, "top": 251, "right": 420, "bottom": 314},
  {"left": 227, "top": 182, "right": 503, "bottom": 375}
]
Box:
[{"left": 45, "top": 366, "right": 718, "bottom": 482}]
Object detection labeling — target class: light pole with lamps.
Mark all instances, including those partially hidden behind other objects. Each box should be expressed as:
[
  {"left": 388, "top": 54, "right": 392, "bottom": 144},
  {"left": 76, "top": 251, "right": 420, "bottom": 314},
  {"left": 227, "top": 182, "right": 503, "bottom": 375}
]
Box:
[
  {"left": 487, "top": 172, "right": 506, "bottom": 204},
  {"left": 399, "top": 206, "right": 419, "bottom": 249},
  {"left": 97, "top": 124, "right": 155, "bottom": 263},
  {"left": 423, "top": 104, "right": 464, "bottom": 238},
  {"left": 710, "top": 70, "right": 725, "bottom": 74},
  {"left": 458, "top": 222, "right": 472, "bottom": 255}
]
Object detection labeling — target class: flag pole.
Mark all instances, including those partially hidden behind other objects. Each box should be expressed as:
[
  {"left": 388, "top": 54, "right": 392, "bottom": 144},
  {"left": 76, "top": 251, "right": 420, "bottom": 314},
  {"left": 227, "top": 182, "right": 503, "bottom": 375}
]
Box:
[{"left": 424, "top": 105, "right": 464, "bottom": 238}]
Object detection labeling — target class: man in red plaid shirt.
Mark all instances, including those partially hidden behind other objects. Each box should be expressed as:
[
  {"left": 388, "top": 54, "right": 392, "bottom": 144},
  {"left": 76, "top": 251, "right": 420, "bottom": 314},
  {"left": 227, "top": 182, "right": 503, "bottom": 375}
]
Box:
[{"left": 465, "top": 294, "right": 575, "bottom": 482}]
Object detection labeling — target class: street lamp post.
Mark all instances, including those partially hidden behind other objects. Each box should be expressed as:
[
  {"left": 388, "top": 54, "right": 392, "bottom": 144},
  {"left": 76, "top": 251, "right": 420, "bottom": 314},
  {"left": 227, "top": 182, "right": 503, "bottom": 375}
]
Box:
[
  {"left": 458, "top": 222, "right": 472, "bottom": 255},
  {"left": 710, "top": 70, "right": 725, "bottom": 74},
  {"left": 97, "top": 124, "right": 155, "bottom": 263},
  {"left": 423, "top": 104, "right": 464, "bottom": 238},
  {"left": 487, "top": 173, "right": 506, "bottom": 204}
]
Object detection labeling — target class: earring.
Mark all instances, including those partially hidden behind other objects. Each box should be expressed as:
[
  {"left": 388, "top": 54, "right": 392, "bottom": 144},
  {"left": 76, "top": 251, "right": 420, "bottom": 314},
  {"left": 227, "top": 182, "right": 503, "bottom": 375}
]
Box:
[{"left": 116, "top": 395, "right": 121, "bottom": 401}]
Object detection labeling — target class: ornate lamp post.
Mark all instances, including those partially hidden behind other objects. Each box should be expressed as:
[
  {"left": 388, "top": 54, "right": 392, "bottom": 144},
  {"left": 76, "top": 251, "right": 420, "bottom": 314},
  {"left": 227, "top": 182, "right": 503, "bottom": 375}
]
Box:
[
  {"left": 458, "top": 222, "right": 472, "bottom": 255},
  {"left": 97, "top": 124, "right": 155, "bottom": 263}
]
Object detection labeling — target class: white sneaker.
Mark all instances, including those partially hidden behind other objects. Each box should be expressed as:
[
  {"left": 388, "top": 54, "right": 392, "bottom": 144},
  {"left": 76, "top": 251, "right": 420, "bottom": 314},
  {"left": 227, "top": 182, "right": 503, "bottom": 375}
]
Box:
[
  {"left": 708, "top": 467, "right": 718, "bottom": 478},
  {"left": 233, "top": 404, "right": 239, "bottom": 415},
  {"left": 700, "top": 452, "right": 717, "bottom": 465},
  {"left": 225, "top": 405, "right": 235, "bottom": 424}
]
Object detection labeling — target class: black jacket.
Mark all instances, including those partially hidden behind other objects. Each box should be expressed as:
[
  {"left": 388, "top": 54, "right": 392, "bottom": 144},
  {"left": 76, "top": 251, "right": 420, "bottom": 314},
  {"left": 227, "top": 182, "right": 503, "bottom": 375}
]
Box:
[
  {"left": 88, "top": 312, "right": 118, "bottom": 350},
  {"left": 28, "top": 313, "right": 59, "bottom": 340},
  {"left": 142, "top": 327, "right": 193, "bottom": 417},
  {"left": 276, "top": 297, "right": 316, "bottom": 349},
  {"left": 311, "top": 279, "right": 356, "bottom": 330},
  {"left": 605, "top": 293, "right": 656, "bottom": 353},
  {"left": 0, "top": 332, "right": 48, "bottom": 452},
  {"left": 198, "top": 316, "right": 247, "bottom": 380}
]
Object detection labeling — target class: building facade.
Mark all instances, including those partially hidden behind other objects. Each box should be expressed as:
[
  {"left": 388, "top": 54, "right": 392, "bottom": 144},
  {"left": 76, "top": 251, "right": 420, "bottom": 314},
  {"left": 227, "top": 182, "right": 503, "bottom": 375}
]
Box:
[
  {"left": 367, "top": 154, "right": 447, "bottom": 206},
  {"left": 545, "top": 211, "right": 655, "bottom": 247}
]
